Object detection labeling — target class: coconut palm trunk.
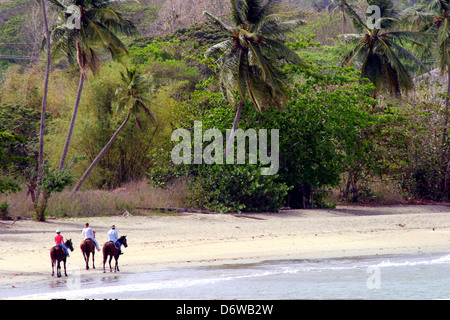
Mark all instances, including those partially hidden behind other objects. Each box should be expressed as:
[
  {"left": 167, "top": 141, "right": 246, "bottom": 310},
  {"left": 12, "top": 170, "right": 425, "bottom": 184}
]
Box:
[
  {"left": 51, "top": 1, "right": 137, "bottom": 171},
  {"left": 34, "top": 0, "right": 52, "bottom": 221},
  {"left": 59, "top": 72, "right": 84, "bottom": 170},
  {"left": 71, "top": 67, "right": 155, "bottom": 195},
  {"left": 71, "top": 112, "right": 131, "bottom": 194},
  {"left": 225, "top": 100, "right": 244, "bottom": 156},
  {"left": 37, "top": 0, "right": 51, "bottom": 187}
]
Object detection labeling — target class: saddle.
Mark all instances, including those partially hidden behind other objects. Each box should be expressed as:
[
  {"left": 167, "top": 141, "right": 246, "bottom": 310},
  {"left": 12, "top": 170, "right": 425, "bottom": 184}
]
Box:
[{"left": 108, "top": 240, "right": 119, "bottom": 250}]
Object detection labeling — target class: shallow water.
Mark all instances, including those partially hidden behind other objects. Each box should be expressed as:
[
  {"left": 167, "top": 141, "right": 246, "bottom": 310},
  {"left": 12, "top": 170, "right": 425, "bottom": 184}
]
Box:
[{"left": 1, "top": 252, "right": 449, "bottom": 300}]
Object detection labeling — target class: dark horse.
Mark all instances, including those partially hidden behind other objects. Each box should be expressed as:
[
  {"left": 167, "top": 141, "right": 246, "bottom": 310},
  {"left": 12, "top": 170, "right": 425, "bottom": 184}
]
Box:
[
  {"left": 80, "top": 238, "right": 96, "bottom": 270},
  {"left": 102, "top": 235, "right": 127, "bottom": 273},
  {"left": 50, "top": 239, "right": 74, "bottom": 277}
]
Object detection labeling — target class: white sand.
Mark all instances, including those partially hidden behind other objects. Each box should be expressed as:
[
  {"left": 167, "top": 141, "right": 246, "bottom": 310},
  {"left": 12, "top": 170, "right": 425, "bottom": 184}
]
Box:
[{"left": 1, "top": 205, "right": 450, "bottom": 287}]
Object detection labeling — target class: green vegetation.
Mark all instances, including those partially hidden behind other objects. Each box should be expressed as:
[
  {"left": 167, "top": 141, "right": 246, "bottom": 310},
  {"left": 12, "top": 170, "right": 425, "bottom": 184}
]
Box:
[{"left": 1, "top": 0, "right": 450, "bottom": 219}]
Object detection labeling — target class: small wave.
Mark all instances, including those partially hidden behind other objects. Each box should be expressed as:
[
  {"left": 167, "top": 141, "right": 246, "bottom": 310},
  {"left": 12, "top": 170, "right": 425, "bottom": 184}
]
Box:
[
  {"left": 9, "top": 269, "right": 297, "bottom": 300},
  {"left": 372, "top": 253, "right": 450, "bottom": 268}
]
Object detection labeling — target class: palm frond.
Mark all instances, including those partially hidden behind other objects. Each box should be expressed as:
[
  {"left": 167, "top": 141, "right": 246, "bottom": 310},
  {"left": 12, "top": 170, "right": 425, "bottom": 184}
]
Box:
[
  {"left": 258, "top": 0, "right": 281, "bottom": 18},
  {"left": 205, "top": 40, "right": 233, "bottom": 58},
  {"left": 88, "top": 8, "right": 137, "bottom": 36},
  {"left": 376, "top": 38, "right": 414, "bottom": 93},
  {"left": 339, "top": 0, "right": 370, "bottom": 32},
  {"left": 262, "top": 38, "right": 307, "bottom": 67},
  {"left": 203, "top": 11, "right": 234, "bottom": 33},
  {"left": 258, "top": 18, "right": 306, "bottom": 39},
  {"left": 341, "top": 41, "right": 367, "bottom": 68}
]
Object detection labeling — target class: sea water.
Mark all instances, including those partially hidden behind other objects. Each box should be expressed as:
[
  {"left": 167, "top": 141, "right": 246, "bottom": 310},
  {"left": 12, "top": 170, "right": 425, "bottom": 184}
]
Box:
[{"left": 1, "top": 252, "right": 449, "bottom": 300}]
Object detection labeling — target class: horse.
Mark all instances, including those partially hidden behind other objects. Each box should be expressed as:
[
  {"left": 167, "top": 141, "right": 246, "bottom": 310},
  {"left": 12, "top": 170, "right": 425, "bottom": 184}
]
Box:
[
  {"left": 50, "top": 239, "right": 74, "bottom": 277},
  {"left": 80, "top": 238, "right": 96, "bottom": 270},
  {"left": 102, "top": 235, "right": 128, "bottom": 273}
]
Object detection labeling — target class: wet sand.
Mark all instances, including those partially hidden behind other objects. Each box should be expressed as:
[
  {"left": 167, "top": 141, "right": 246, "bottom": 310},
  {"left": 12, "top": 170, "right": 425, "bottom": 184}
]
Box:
[{"left": 1, "top": 205, "right": 450, "bottom": 289}]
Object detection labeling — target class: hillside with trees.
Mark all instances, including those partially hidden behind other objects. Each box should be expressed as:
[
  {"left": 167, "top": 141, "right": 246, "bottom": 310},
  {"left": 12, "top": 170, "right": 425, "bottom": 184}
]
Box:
[{"left": 0, "top": 0, "right": 449, "bottom": 220}]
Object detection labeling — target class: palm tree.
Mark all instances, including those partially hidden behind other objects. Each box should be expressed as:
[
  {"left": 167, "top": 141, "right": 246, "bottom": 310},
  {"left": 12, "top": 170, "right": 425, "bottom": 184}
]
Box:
[
  {"left": 203, "top": 0, "right": 307, "bottom": 155},
  {"left": 37, "top": 0, "right": 52, "bottom": 193},
  {"left": 33, "top": 0, "right": 53, "bottom": 221},
  {"left": 48, "top": 0, "right": 137, "bottom": 171},
  {"left": 338, "top": 0, "right": 426, "bottom": 97},
  {"left": 329, "top": 0, "right": 356, "bottom": 33},
  {"left": 71, "top": 68, "right": 156, "bottom": 194}
]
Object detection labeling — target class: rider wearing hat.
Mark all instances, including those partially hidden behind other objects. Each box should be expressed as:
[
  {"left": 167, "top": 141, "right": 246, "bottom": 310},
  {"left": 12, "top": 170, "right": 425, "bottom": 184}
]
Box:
[
  {"left": 107, "top": 225, "right": 123, "bottom": 255},
  {"left": 55, "top": 230, "right": 70, "bottom": 257}
]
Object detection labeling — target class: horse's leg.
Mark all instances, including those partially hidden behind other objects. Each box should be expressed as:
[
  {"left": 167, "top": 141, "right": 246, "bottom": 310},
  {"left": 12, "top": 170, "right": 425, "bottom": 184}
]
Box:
[
  {"left": 115, "top": 256, "right": 120, "bottom": 272},
  {"left": 63, "top": 258, "right": 68, "bottom": 277},
  {"left": 57, "top": 260, "right": 61, "bottom": 277},
  {"left": 51, "top": 259, "right": 55, "bottom": 277},
  {"left": 85, "top": 251, "right": 90, "bottom": 270},
  {"left": 109, "top": 256, "right": 113, "bottom": 272},
  {"left": 92, "top": 251, "right": 95, "bottom": 269}
]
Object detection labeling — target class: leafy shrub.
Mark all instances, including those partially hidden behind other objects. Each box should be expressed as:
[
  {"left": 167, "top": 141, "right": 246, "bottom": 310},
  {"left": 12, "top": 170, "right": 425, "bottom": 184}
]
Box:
[
  {"left": 0, "top": 201, "right": 9, "bottom": 220},
  {"left": 189, "top": 164, "right": 291, "bottom": 213}
]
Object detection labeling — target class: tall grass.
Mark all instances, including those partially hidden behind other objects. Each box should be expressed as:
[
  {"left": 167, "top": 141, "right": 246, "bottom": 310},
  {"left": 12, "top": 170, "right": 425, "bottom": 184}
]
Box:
[{"left": 0, "top": 179, "right": 190, "bottom": 219}]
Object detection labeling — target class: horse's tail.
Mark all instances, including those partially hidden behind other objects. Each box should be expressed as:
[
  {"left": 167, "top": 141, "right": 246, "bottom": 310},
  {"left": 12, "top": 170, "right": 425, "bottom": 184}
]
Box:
[{"left": 103, "top": 243, "right": 108, "bottom": 259}]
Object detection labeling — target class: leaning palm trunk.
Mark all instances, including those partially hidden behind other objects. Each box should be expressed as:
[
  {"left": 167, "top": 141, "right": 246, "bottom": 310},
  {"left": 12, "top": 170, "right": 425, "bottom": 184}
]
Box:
[
  {"left": 71, "top": 112, "right": 131, "bottom": 195},
  {"left": 225, "top": 100, "right": 244, "bottom": 156},
  {"left": 59, "top": 72, "right": 85, "bottom": 170}
]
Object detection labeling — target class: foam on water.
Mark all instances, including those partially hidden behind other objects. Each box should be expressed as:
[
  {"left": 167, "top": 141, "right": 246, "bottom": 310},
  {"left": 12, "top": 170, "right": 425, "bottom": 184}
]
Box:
[
  {"left": 2, "top": 252, "right": 450, "bottom": 300},
  {"left": 373, "top": 253, "right": 450, "bottom": 268}
]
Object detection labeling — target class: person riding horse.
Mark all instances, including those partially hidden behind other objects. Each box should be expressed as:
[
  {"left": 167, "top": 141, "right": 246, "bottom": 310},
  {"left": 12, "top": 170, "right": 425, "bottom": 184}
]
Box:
[
  {"left": 103, "top": 234, "right": 127, "bottom": 273},
  {"left": 81, "top": 223, "right": 101, "bottom": 252},
  {"left": 54, "top": 230, "right": 70, "bottom": 257},
  {"left": 107, "top": 225, "right": 123, "bottom": 255},
  {"left": 51, "top": 237, "right": 74, "bottom": 277}
]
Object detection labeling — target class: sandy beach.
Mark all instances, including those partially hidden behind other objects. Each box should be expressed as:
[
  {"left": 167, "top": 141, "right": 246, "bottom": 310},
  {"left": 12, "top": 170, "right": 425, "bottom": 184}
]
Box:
[{"left": 1, "top": 204, "right": 450, "bottom": 288}]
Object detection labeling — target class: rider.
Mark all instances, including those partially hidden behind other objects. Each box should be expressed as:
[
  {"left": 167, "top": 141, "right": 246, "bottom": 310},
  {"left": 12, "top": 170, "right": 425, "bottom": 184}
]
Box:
[
  {"left": 55, "top": 230, "right": 70, "bottom": 257},
  {"left": 107, "top": 225, "right": 123, "bottom": 255},
  {"left": 81, "top": 223, "right": 101, "bottom": 252}
]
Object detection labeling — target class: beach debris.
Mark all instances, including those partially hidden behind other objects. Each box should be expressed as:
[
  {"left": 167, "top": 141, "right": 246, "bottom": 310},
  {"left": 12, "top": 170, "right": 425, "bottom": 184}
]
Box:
[
  {"left": 397, "top": 223, "right": 406, "bottom": 227},
  {"left": 10, "top": 216, "right": 21, "bottom": 226},
  {"left": 121, "top": 210, "right": 133, "bottom": 217}
]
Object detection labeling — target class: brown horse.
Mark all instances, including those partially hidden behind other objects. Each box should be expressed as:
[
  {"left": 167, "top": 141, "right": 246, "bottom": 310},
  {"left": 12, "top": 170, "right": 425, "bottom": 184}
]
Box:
[
  {"left": 80, "top": 238, "right": 96, "bottom": 270},
  {"left": 102, "top": 235, "right": 127, "bottom": 273},
  {"left": 50, "top": 239, "right": 74, "bottom": 277}
]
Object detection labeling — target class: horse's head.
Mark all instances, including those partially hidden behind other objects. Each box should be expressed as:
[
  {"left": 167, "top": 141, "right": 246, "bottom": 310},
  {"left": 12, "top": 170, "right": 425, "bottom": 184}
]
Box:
[
  {"left": 119, "top": 235, "right": 128, "bottom": 248},
  {"left": 65, "top": 239, "right": 74, "bottom": 252}
]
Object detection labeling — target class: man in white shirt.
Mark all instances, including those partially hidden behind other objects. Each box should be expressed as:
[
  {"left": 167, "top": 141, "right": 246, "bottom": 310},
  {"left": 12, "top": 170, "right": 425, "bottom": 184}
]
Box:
[
  {"left": 82, "top": 223, "right": 101, "bottom": 252},
  {"left": 107, "top": 225, "right": 123, "bottom": 255}
]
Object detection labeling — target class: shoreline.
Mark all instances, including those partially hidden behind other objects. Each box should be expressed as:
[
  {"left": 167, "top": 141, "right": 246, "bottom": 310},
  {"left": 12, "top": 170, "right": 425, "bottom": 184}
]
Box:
[{"left": 1, "top": 204, "right": 450, "bottom": 290}]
